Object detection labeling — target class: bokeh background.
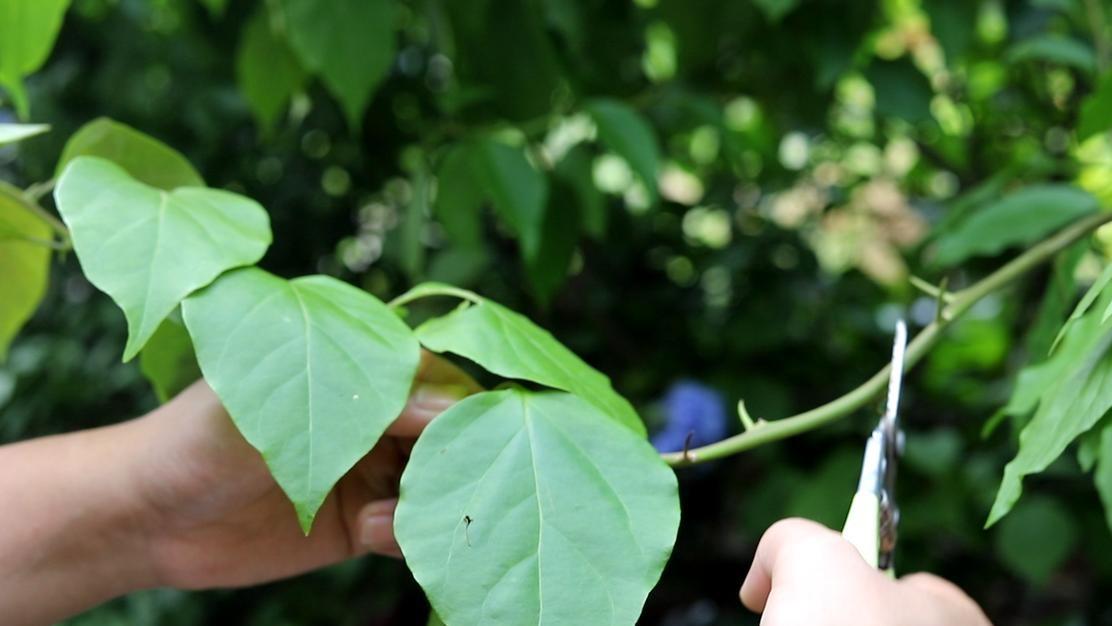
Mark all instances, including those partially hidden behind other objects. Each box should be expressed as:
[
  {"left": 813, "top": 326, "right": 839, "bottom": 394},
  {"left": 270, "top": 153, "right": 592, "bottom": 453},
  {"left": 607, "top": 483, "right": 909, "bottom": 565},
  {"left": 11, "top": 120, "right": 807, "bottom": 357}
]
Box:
[{"left": 4, "top": 0, "right": 1112, "bottom": 624}]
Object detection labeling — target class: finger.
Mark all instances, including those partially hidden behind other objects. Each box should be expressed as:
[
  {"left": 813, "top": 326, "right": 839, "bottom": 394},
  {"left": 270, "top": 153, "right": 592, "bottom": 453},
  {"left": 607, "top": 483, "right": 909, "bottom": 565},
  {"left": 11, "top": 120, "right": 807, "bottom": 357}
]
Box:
[
  {"left": 740, "top": 518, "right": 840, "bottom": 612},
  {"left": 415, "top": 350, "right": 483, "bottom": 392},
  {"left": 899, "top": 573, "right": 992, "bottom": 626},
  {"left": 356, "top": 498, "right": 404, "bottom": 558},
  {"left": 388, "top": 383, "right": 472, "bottom": 437}
]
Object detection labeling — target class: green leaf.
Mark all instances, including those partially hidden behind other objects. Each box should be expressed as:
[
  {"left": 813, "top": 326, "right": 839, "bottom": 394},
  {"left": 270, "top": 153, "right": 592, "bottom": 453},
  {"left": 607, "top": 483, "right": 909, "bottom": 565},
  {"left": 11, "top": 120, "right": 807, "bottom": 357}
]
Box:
[
  {"left": 993, "top": 495, "right": 1077, "bottom": 584},
  {"left": 0, "top": 0, "right": 70, "bottom": 118},
  {"left": 555, "top": 145, "right": 607, "bottom": 239},
  {"left": 395, "top": 389, "right": 679, "bottom": 626},
  {"left": 1094, "top": 425, "right": 1112, "bottom": 533},
  {"left": 1025, "top": 242, "right": 1085, "bottom": 361},
  {"left": 433, "top": 139, "right": 548, "bottom": 259},
  {"left": 753, "top": 0, "right": 800, "bottom": 22},
  {"left": 407, "top": 284, "right": 645, "bottom": 434},
  {"left": 1008, "top": 35, "right": 1096, "bottom": 75},
  {"left": 281, "top": 0, "right": 396, "bottom": 130},
  {"left": 865, "top": 58, "right": 934, "bottom": 124},
  {"left": 1050, "top": 261, "right": 1112, "bottom": 353},
  {"left": 476, "top": 141, "right": 548, "bottom": 259},
  {"left": 933, "top": 185, "right": 1099, "bottom": 268},
  {"left": 0, "top": 123, "right": 48, "bottom": 145},
  {"left": 54, "top": 157, "right": 271, "bottom": 361},
  {"left": 199, "top": 0, "right": 227, "bottom": 17},
  {"left": 57, "top": 118, "right": 204, "bottom": 190},
  {"left": 924, "top": 0, "right": 977, "bottom": 62},
  {"left": 183, "top": 267, "right": 420, "bottom": 532},
  {"left": 1078, "top": 72, "right": 1112, "bottom": 141},
  {"left": 0, "top": 184, "right": 50, "bottom": 361},
  {"left": 139, "top": 315, "right": 201, "bottom": 403},
  {"left": 526, "top": 175, "right": 579, "bottom": 305},
  {"left": 987, "top": 284, "right": 1112, "bottom": 527},
  {"left": 433, "top": 143, "right": 486, "bottom": 248},
  {"left": 236, "top": 10, "right": 307, "bottom": 133},
  {"left": 586, "top": 99, "right": 660, "bottom": 201}
]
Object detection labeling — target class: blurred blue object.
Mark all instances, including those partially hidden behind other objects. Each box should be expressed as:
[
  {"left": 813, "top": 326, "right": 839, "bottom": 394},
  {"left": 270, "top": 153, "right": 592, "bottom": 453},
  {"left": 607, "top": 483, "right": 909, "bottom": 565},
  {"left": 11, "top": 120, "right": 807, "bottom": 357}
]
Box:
[{"left": 651, "top": 380, "right": 728, "bottom": 453}]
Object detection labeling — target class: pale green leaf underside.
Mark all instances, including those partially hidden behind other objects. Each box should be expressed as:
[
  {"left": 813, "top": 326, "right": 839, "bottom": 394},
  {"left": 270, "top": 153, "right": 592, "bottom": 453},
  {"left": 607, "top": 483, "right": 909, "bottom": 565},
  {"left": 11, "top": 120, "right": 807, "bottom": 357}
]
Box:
[
  {"left": 56, "top": 118, "right": 204, "bottom": 191},
  {"left": 933, "top": 185, "right": 1098, "bottom": 268},
  {"left": 988, "top": 283, "right": 1112, "bottom": 526},
  {"left": 1050, "top": 262, "right": 1112, "bottom": 353},
  {"left": 54, "top": 157, "right": 271, "bottom": 361},
  {"left": 411, "top": 285, "right": 645, "bottom": 435},
  {"left": 396, "top": 389, "right": 679, "bottom": 626},
  {"left": 0, "top": 184, "right": 50, "bottom": 361},
  {"left": 140, "top": 315, "right": 201, "bottom": 403},
  {"left": 0, "top": 123, "right": 49, "bottom": 145},
  {"left": 586, "top": 98, "right": 660, "bottom": 201},
  {"left": 183, "top": 268, "right": 421, "bottom": 532},
  {"left": 281, "top": 0, "right": 396, "bottom": 130}
]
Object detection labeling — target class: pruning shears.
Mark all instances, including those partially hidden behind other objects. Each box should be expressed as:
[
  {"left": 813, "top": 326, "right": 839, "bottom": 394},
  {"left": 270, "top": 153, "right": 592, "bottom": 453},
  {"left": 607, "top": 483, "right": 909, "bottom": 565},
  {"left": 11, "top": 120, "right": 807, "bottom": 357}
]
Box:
[{"left": 842, "top": 320, "right": 907, "bottom": 576}]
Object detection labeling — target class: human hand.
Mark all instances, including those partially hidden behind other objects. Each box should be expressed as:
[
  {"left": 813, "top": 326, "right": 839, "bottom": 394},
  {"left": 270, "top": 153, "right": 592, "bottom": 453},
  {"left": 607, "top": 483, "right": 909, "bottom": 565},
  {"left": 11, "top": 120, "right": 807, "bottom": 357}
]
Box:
[
  {"left": 130, "top": 350, "right": 480, "bottom": 590},
  {"left": 740, "top": 518, "right": 991, "bottom": 626}
]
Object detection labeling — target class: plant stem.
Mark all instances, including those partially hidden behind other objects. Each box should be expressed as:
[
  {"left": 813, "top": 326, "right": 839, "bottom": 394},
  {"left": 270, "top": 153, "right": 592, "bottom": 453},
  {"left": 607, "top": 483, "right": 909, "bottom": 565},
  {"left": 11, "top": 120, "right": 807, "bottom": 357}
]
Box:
[
  {"left": 388, "top": 283, "right": 484, "bottom": 309},
  {"left": 0, "top": 180, "right": 71, "bottom": 251},
  {"left": 662, "top": 211, "right": 1112, "bottom": 466}
]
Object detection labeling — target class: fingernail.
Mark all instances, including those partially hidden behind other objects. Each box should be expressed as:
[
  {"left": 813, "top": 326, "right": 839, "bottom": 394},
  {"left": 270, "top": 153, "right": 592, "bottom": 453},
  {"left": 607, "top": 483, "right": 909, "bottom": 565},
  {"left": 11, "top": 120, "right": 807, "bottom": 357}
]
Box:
[{"left": 359, "top": 499, "right": 397, "bottom": 548}]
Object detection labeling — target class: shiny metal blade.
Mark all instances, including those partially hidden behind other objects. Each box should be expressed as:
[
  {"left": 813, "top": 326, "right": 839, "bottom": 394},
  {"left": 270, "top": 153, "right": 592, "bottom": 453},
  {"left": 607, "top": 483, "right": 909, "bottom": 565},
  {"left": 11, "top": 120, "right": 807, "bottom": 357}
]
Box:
[{"left": 884, "top": 320, "right": 907, "bottom": 427}]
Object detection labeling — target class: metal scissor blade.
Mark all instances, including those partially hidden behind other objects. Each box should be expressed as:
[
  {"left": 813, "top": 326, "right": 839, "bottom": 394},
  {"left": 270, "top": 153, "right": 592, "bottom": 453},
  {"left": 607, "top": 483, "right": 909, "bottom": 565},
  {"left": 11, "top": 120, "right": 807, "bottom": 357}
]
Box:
[{"left": 884, "top": 320, "right": 907, "bottom": 429}]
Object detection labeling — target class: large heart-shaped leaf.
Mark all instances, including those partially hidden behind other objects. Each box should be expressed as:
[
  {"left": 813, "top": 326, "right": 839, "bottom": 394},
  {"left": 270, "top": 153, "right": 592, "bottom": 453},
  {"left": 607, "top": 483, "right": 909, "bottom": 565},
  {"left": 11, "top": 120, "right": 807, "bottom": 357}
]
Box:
[
  {"left": 406, "top": 284, "right": 644, "bottom": 434},
  {"left": 56, "top": 118, "right": 204, "bottom": 190},
  {"left": 54, "top": 156, "right": 271, "bottom": 360},
  {"left": 396, "top": 389, "right": 679, "bottom": 626},
  {"left": 281, "top": 0, "right": 396, "bottom": 130},
  {"left": 0, "top": 183, "right": 50, "bottom": 361},
  {"left": 183, "top": 267, "right": 421, "bottom": 531}
]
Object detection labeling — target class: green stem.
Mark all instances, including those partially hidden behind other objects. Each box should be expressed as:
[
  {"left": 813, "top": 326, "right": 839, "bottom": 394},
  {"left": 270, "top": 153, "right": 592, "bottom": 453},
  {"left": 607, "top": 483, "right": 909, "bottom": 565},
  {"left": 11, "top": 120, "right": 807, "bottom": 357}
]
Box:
[
  {"left": 0, "top": 180, "right": 71, "bottom": 251},
  {"left": 663, "top": 211, "right": 1112, "bottom": 466},
  {"left": 388, "top": 283, "right": 484, "bottom": 309}
]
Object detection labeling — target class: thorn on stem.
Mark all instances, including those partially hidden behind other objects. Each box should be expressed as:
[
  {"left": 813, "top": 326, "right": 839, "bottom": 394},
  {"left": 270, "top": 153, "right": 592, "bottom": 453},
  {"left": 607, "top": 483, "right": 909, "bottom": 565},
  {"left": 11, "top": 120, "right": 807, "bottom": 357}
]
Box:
[
  {"left": 738, "top": 400, "right": 756, "bottom": 431},
  {"left": 681, "top": 431, "right": 696, "bottom": 462}
]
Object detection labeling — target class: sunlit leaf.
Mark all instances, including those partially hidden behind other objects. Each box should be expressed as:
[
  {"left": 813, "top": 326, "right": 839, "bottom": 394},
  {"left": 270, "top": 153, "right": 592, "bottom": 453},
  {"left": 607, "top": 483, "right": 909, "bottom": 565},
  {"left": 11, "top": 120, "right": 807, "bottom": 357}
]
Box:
[
  {"left": 0, "top": 123, "right": 48, "bottom": 146},
  {"left": 57, "top": 118, "right": 204, "bottom": 190},
  {"left": 281, "top": 0, "right": 396, "bottom": 130},
  {"left": 54, "top": 157, "right": 271, "bottom": 360},
  {"left": 0, "top": 0, "right": 70, "bottom": 118},
  {"left": 395, "top": 389, "right": 679, "bottom": 626},
  {"left": 183, "top": 267, "right": 420, "bottom": 532},
  {"left": 586, "top": 99, "right": 660, "bottom": 201},
  {"left": 236, "top": 10, "right": 307, "bottom": 133},
  {"left": 406, "top": 283, "right": 645, "bottom": 434},
  {"left": 933, "top": 185, "right": 1099, "bottom": 268},
  {"left": 0, "top": 183, "right": 50, "bottom": 361},
  {"left": 987, "top": 284, "right": 1112, "bottom": 527}
]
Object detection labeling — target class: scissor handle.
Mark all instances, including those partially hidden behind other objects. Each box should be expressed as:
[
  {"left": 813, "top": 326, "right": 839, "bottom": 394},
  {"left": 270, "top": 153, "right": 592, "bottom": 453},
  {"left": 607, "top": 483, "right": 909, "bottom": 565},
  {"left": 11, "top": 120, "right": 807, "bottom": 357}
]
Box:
[{"left": 842, "top": 491, "right": 879, "bottom": 568}]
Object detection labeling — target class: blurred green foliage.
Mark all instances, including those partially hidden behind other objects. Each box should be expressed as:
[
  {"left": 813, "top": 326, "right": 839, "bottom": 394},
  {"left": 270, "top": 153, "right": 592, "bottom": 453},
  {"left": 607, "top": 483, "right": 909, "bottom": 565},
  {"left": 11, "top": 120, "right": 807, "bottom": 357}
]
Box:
[{"left": 6, "top": 0, "right": 1112, "bottom": 624}]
